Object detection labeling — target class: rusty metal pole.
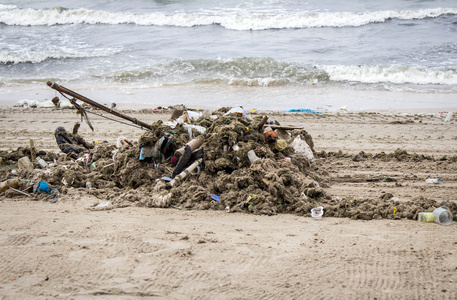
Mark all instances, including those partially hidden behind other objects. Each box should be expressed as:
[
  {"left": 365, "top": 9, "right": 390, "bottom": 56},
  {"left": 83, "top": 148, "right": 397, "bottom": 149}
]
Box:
[{"left": 47, "top": 81, "right": 152, "bottom": 130}]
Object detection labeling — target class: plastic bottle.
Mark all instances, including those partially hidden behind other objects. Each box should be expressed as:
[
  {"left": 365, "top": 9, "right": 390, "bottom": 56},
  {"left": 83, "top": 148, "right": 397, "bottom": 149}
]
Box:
[
  {"left": 36, "top": 156, "right": 48, "bottom": 168},
  {"left": 417, "top": 212, "right": 434, "bottom": 222},
  {"left": 432, "top": 207, "right": 453, "bottom": 225}
]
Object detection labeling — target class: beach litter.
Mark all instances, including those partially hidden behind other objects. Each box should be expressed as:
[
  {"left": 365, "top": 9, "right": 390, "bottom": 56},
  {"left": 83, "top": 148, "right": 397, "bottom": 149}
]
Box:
[
  {"left": 311, "top": 206, "right": 324, "bottom": 219},
  {"left": 284, "top": 108, "right": 321, "bottom": 114},
  {"left": 425, "top": 178, "right": 441, "bottom": 184},
  {"left": 418, "top": 207, "right": 453, "bottom": 225},
  {"left": 1, "top": 82, "right": 456, "bottom": 220},
  {"left": 444, "top": 111, "right": 453, "bottom": 123}
]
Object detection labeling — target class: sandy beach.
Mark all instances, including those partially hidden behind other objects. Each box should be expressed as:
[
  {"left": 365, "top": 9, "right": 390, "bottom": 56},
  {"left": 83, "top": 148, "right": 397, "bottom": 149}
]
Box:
[{"left": 0, "top": 104, "right": 456, "bottom": 299}]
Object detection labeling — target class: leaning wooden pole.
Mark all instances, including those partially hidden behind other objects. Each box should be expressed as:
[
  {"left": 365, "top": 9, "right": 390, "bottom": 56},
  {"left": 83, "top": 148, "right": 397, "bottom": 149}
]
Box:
[{"left": 47, "top": 81, "right": 152, "bottom": 130}]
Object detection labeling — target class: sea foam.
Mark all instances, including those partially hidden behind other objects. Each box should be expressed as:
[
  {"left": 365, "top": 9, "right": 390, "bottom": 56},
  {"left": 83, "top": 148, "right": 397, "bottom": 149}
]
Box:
[
  {"left": 320, "top": 64, "right": 457, "bottom": 85},
  {"left": 1, "top": 6, "right": 456, "bottom": 30}
]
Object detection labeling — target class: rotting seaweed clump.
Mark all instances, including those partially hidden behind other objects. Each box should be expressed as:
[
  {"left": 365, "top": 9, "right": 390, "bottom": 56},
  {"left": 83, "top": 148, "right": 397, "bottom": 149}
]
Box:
[{"left": 1, "top": 108, "right": 456, "bottom": 220}]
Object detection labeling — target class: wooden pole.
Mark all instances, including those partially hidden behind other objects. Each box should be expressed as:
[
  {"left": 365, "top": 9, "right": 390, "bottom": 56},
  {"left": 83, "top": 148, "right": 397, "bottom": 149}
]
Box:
[
  {"left": 29, "top": 139, "right": 36, "bottom": 161},
  {"left": 257, "top": 115, "right": 269, "bottom": 132},
  {"left": 47, "top": 81, "right": 152, "bottom": 130}
]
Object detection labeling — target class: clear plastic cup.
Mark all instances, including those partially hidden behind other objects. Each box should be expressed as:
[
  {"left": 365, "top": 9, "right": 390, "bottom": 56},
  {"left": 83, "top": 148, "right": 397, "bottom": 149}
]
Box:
[{"left": 433, "top": 207, "right": 453, "bottom": 225}]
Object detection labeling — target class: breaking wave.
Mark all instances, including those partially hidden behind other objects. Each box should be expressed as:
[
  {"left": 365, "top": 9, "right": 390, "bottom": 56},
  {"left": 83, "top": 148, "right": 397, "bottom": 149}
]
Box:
[
  {"left": 1, "top": 6, "right": 456, "bottom": 30},
  {"left": 2, "top": 55, "right": 455, "bottom": 89},
  {"left": 100, "top": 57, "right": 328, "bottom": 87},
  {"left": 99, "top": 58, "right": 457, "bottom": 87},
  {"left": 320, "top": 64, "right": 457, "bottom": 86}
]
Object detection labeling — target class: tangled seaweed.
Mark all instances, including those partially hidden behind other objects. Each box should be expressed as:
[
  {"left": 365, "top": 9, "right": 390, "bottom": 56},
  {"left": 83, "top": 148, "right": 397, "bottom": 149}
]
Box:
[{"left": 1, "top": 110, "right": 456, "bottom": 220}]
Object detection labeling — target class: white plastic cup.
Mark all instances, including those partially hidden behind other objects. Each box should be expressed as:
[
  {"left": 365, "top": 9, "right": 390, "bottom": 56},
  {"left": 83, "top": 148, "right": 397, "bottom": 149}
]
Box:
[{"left": 311, "top": 206, "right": 324, "bottom": 219}]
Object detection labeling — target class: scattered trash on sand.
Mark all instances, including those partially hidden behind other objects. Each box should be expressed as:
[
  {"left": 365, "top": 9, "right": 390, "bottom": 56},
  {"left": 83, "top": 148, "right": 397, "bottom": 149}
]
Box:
[
  {"left": 0, "top": 82, "right": 455, "bottom": 222},
  {"left": 425, "top": 178, "right": 441, "bottom": 184},
  {"left": 444, "top": 111, "right": 453, "bottom": 123},
  {"left": 283, "top": 108, "right": 321, "bottom": 114},
  {"left": 418, "top": 207, "right": 453, "bottom": 225}
]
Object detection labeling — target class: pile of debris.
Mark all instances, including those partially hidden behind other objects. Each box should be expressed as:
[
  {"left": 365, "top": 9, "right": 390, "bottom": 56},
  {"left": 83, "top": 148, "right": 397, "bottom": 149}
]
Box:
[
  {"left": 1, "top": 102, "right": 455, "bottom": 219},
  {"left": 0, "top": 105, "right": 327, "bottom": 214}
]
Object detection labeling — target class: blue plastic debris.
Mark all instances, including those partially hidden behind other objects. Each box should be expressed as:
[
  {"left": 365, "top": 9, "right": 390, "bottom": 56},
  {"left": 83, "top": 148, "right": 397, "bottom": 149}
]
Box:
[
  {"left": 284, "top": 108, "right": 321, "bottom": 114},
  {"left": 33, "top": 181, "right": 51, "bottom": 194},
  {"left": 51, "top": 188, "right": 60, "bottom": 201},
  {"left": 161, "top": 176, "right": 173, "bottom": 182},
  {"left": 139, "top": 145, "right": 157, "bottom": 161},
  {"left": 210, "top": 194, "right": 221, "bottom": 203}
]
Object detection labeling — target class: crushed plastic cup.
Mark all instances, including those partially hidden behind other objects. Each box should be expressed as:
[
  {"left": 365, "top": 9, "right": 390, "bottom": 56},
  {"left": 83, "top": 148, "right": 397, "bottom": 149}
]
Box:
[
  {"left": 247, "top": 150, "right": 260, "bottom": 163},
  {"left": 18, "top": 156, "right": 34, "bottom": 171},
  {"left": 311, "top": 206, "right": 324, "bottom": 219}
]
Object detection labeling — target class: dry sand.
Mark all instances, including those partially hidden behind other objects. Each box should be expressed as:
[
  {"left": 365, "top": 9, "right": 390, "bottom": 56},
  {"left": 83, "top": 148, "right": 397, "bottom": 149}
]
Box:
[{"left": 0, "top": 105, "right": 456, "bottom": 299}]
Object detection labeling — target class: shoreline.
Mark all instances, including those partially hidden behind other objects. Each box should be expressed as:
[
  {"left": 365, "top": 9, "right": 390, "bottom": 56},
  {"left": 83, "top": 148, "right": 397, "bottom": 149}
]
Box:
[
  {"left": 2, "top": 82, "right": 457, "bottom": 113},
  {"left": 2, "top": 98, "right": 456, "bottom": 115}
]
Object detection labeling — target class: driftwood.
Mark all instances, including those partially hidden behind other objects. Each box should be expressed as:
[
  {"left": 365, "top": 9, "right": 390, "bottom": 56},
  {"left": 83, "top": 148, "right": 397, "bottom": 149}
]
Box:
[
  {"left": 257, "top": 115, "right": 269, "bottom": 132},
  {"left": 174, "top": 136, "right": 205, "bottom": 158},
  {"left": 264, "top": 124, "right": 304, "bottom": 130},
  {"left": 47, "top": 81, "right": 152, "bottom": 130}
]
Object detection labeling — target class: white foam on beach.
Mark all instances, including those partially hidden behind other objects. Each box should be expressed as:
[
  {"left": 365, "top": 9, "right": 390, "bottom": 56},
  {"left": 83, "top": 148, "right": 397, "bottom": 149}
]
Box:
[
  {"left": 0, "top": 48, "right": 122, "bottom": 64},
  {"left": 1, "top": 6, "right": 456, "bottom": 30},
  {"left": 320, "top": 64, "right": 457, "bottom": 86}
]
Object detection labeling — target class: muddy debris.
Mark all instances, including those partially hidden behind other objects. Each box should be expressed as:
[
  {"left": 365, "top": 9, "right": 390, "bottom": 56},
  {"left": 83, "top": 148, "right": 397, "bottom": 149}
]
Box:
[{"left": 1, "top": 106, "right": 456, "bottom": 220}]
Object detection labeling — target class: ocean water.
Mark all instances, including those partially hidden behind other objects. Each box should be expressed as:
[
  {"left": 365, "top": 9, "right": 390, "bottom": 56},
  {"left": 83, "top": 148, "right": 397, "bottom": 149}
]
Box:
[{"left": 1, "top": 0, "right": 456, "bottom": 111}]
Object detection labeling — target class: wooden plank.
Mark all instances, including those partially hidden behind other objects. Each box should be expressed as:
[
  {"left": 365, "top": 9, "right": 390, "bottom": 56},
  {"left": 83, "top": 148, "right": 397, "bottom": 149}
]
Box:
[{"left": 264, "top": 124, "right": 303, "bottom": 130}]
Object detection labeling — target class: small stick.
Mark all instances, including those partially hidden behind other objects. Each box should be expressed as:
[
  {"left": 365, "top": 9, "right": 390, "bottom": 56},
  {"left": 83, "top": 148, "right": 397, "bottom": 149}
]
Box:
[
  {"left": 185, "top": 111, "right": 191, "bottom": 123},
  {"left": 257, "top": 115, "right": 269, "bottom": 132},
  {"left": 29, "top": 139, "right": 36, "bottom": 161},
  {"left": 9, "top": 187, "right": 32, "bottom": 197}
]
